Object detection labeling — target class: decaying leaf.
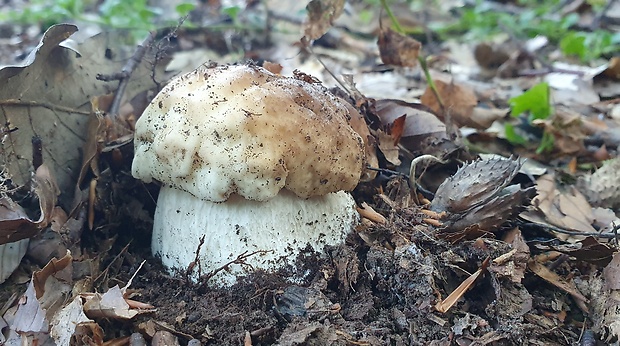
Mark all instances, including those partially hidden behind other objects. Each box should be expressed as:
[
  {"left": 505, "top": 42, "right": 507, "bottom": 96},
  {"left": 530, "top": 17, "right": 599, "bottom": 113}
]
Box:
[
  {"left": 583, "top": 259, "right": 620, "bottom": 343},
  {"left": 303, "top": 0, "right": 345, "bottom": 41},
  {"left": 50, "top": 296, "right": 98, "bottom": 346},
  {"left": 377, "top": 28, "right": 421, "bottom": 67},
  {"left": 421, "top": 79, "right": 479, "bottom": 128},
  {"left": 0, "top": 24, "right": 163, "bottom": 203},
  {"left": 9, "top": 251, "right": 73, "bottom": 344},
  {"left": 377, "top": 128, "right": 401, "bottom": 166},
  {"left": 528, "top": 259, "right": 588, "bottom": 313},
  {"left": 549, "top": 237, "right": 615, "bottom": 267},
  {"left": 436, "top": 258, "right": 490, "bottom": 313},
  {"left": 0, "top": 164, "right": 59, "bottom": 245},
  {"left": 344, "top": 100, "right": 378, "bottom": 181},
  {"left": 489, "top": 228, "right": 530, "bottom": 283},
  {"left": 83, "top": 285, "right": 155, "bottom": 319}
]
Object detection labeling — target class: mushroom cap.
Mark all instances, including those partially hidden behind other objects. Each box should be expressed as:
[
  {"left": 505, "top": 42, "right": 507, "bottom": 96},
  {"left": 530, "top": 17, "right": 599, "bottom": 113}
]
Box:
[{"left": 132, "top": 64, "right": 365, "bottom": 202}]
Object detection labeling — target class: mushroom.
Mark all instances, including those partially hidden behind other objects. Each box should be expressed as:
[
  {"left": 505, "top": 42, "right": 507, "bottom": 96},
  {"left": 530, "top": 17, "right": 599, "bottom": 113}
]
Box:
[{"left": 132, "top": 64, "right": 365, "bottom": 286}]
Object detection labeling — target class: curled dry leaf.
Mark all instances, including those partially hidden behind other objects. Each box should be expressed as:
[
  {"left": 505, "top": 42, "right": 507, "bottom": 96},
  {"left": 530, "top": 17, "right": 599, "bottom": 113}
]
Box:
[
  {"left": 0, "top": 164, "right": 59, "bottom": 245},
  {"left": 82, "top": 285, "right": 155, "bottom": 320},
  {"left": 374, "top": 99, "right": 446, "bottom": 152},
  {"left": 377, "top": 28, "right": 421, "bottom": 67},
  {"left": 10, "top": 251, "right": 73, "bottom": 344},
  {"left": 430, "top": 157, "right": 534, "bottom": 237},
  {"left": 303, "top": 0, "right": 345, "bottom": 41}
]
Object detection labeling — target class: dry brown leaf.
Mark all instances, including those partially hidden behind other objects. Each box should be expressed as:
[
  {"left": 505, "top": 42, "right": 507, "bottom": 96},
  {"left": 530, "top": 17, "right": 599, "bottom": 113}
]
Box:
[
  {"left": 10, "top": 251, "right": 73, "bottom": 344},
  {"left": 83, "top": 285, "right": 155, "bottom": 320},
  {"left": 531, "top": 108, "right": 586, "bottom": 155},
  {"left": 474, "top": 42, "right": 511, "bottom": 70},
  {"left": 0, "top": 164, "right": 59, "bottom": 245},
  {"left": 436, "top": 258, "right": 490, "bottom": 313},
  {"left": 376, "top": 128, "right": 401, "bottom": 165},
  {"left": 377, "top": 28, "right": 421, "bottom": 67},
  {"left": 544, "top": 237, "right": 613, "bottom": 267},
  {"left": 262, "top": 61, "right": 283, "bottom": 74},
  {"left": 0, "top": 25, "right": 161, "bottom": 200},
  {"left": 604, "top": 252, "right": 620, "bottom": 290},
  {"left": 604, "top": 56, "right": 620, "bottom": 79},
  {"left": 33, "top": 252, "right": 73, "bottom": 298},
  {"left": 527, "top": 259, "right": 588, "bottom": 312},
  {"left": 523, "top": 174, "right": 597, "bottom": 235},
  {"left": 390, "top": 114, "right": 406, "bottom": 146},
  {"left": 0, "top": 197, "right": 39, "bottom": 245},
  {"left": 373, "top": 98, "right": 448, "bottom": 156},
  {"left": 421, "top": 79, "right": 478, "bottom": 128},
  {"left": 302, "top": 0, "right": 345, "bottom": 41},
  {"left": 489, "top": 228, "right": 530, "bottom": 283}
]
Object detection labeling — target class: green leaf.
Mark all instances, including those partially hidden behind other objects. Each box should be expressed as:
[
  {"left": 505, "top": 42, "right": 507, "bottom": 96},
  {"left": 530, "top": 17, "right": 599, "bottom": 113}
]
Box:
[
  {"left": 504, "top": 124, "right": 527, "bottom": 145},
  {"left": 221, "top": 6, "right": 241, "bottom": 21},
  {"left": 509, "top": 82, "right": 551, "bottom": 121},
  {"left": 176, "top": 3, "right": 195, "bottom": 16},
  {"left": 560, "top": 32, "right": 588, "bottom": 60},
  {"left": 536, "top": 131, "right": 555, "bottom": 154}
]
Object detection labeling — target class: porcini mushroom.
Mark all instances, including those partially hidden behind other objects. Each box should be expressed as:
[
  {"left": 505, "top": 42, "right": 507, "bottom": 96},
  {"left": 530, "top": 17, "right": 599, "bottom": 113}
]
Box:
[{"left": 132, "top": 64, "right": 365, "bottom": 286}]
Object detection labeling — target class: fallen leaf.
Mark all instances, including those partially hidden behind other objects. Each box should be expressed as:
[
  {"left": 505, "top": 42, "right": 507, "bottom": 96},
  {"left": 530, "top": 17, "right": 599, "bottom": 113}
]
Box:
[
  {"left": 523, "top": 174, "right": 597, "bottom": 236},
  {"left": 303, "top": 0, "right": 345, "bottom": 41},
  {"left": 527, "top": 259, "right": 588, "bottom": 312},
  {"left": 436, "top": 258, "right": 490, "bottom": 313},
  {"left": 421, "top": 79, "right": 478, "bottom": 128},
  {"left": 49, "top": 296, "right": 97, "bottom": 346},
  {"left": 377, "top": 28, "right": 421, "bottom": 67}
]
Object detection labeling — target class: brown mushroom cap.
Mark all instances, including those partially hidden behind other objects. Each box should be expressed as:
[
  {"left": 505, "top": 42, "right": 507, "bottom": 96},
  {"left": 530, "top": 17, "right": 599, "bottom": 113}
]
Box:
[{"left": 132, "top": 64, "right": 365, "bottom": 202}]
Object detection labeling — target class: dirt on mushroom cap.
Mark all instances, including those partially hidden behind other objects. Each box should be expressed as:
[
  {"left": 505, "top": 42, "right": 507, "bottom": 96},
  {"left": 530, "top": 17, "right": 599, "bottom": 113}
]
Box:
[{"left": 132, "top": 64, "right": 365, "bottom": 202}]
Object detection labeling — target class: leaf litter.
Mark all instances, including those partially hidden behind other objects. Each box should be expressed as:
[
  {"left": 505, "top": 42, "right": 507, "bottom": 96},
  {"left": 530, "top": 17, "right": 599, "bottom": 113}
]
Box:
[{"left": 0, "top": 0, "right": 620, "bottom": 345}]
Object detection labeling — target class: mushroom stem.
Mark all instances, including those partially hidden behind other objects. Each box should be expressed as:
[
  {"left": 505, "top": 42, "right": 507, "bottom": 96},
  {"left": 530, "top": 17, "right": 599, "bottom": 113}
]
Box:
[{"left": 152, "top": 185, "right": 359, "bottom": 286}]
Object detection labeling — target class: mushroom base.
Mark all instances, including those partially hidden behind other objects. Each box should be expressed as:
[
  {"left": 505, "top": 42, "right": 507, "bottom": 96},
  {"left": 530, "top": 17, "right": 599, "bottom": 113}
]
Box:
[{"left": 152, "top": 186, "right": 359, "bottom": 286}]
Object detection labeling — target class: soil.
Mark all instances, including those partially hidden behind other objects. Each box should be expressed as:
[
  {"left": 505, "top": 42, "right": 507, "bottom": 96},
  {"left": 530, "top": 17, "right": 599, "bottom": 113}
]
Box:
[{"left": 94, "top": 190, "right": 584, "bottom": 346}]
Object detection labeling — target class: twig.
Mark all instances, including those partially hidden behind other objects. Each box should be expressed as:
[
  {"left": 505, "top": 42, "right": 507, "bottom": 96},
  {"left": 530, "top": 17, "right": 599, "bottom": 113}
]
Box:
[
  {"left": 520, "top": 221, "right": 618, "bottom": 239},
  {"left": 590, "top": 0, "right": 616, "bottom": 31},
  {"left": 198, "top": 250, "right": 271, "bottom": 289},
  {"left": 93, "top": 241, "right": 131, "bottom": 284},
  {"left": 0, "top": 99, "right": 90, "bottom": 115},
  {"left": 186, "top": 235, "right": 206, "bottom": 279},
  {"left": 306, "top": 45, "right": 352, "bottom": 95},
  {"left": 96, "top": 31, "right": 156, "bottom": 119}
]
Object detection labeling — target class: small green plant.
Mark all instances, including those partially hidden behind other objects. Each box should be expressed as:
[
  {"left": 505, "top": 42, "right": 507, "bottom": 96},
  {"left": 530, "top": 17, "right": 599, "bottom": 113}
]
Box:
[
  {"left": 506, "top": 82, "right": 555, "bottom": 154},
  {"left": 0, "top": 0, "right": 196, "bottom": 42},
  {"left": 560, "top": 30, "right": 620, "bottom": 62}
]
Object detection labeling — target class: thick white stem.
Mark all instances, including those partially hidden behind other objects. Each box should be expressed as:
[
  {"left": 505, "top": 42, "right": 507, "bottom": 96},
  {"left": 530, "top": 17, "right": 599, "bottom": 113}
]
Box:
[{"left": 152, "top": 186, "right": 358, "bottom": 286}]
